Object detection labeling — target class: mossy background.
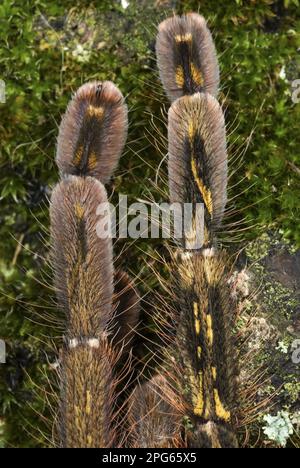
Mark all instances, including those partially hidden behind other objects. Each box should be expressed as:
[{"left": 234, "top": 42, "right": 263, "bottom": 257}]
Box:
[{"left": 0, "top": 0, "right": 299, "bottom": 447}]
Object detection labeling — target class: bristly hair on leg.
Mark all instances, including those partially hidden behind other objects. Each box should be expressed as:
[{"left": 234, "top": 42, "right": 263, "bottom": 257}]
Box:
[
  {"left": 50, "top": 175, "right": 113, "bottom": 337},
  {"left": 127, "top": 11, "right": 278, "bottom": 448},
  {"left": 167, "top": 249, "right": 239, "bottom": 448},
  {"left": 156, "top": 13, "right": 219, "bottom": 102},
  {"left": 56, "top": 81, "right": 128, "bottom": 184},
  {"left": 153, "top": 12, "right": 239, "bottom": 449},
  {"left": 50, "top": 175, "right": 120, "bottom": 447},
  {"left": 58, "top": 341, "right": 117, "bottom": 448},
  {"left": 168, "top": 92, "right": 227, "bottom": 247},
  {"left": 49, "top": 76, "right": 146, "bottom": 448},
  {"left": 127, "top": 374, "right": 183, "bottom": 448}
]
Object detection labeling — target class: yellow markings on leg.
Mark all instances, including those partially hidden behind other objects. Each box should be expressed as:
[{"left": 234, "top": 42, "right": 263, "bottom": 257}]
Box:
[
  {"left": 88, "top": 151, "right": 97, "bottom": 170},
  {"left": 175, "top": 33, "right": 192, "bottom": 43},
  {"left": 175, "top": 65, "right": 184, "bottom": 88},
  {"left": 191, "top": 63, "right": 204, "bottom": 87},
  {"left": 86, "top": 390, "right": 91, "bottom": 415},
  {"left": 195, "top": 319, "right": 200, "bottom": 335},
  {"left": 214, "top": 389, "right": 231, "bottom": 422},
  {"left": 73, "top": 145, "right": 83, "bottom": 166},
  {"left": 74, "top": 203, "right": 84, "bottom": 220},
  {"left": 197, "top": 346, "right": 202, "bottom": 358},
  {"left": 174, "top": 29, "right": 203, "bottom": 90},
  {"left": 190, "top": 371, "right": 204, "bottom": 417},
  {"left": 73, "top": 148, "right": 98, "bottom": 172},
  {"left": 190, "top": 370, "right": 212, "bottom": 420},
  {"left": 72, "top": 106, "right": 103, "bottom": 173},
  {"left": 193, "top": 302, "right": 201, "bottom": 335},
  {"left": 86, "top": 104, "right": 104, "bottom": 119},
  {"left": 212, "top": 367, "right": 217, "bottom": 380},
  {"left": 191, "top": 158, "right": 213, "bottom": 215},
  {"left": 206, "top": 314, "right": 213, "bottom": 346},
  {"left": 188, "top": 119, "right": 213, "bottom": 215},
  {"left": 87, "top": 434, "right": 93, "bottom": 447},
  {"left": 194, "top": 395, "right": 204, "bottom": 416},
  {"left": 188, "top": 120, "right": 195, "bottom": 142}
]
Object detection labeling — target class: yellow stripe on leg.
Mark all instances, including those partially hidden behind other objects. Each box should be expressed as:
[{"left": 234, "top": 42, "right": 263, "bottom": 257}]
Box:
[
  {"left": 86, "top": 104, "right": 104, "bottom": 119},
  {"left": 190, "top": 371, "right": 204, "bottom": 417},
  {"left": 175, "top": 66, "right": 185, "bottom": 87},
  {"left": 74, "top": 203, "right": 84, "bottom": 220},
  {"left": 193, "top": 302, "right": 201, "bottom": 335},
  {"left": 175, "top": 33, "right": 192, "bottom": 43},
  {"left": 191, "top": 158, "right": 213, "bottom": 215},
  {"left": 86, "top": 390, "right": 91, "bottom": 415},
  {"left": 88, "top": 151, "right": 97, "bottom": 170},
  {"left": 206, "top": 314, "right": 213, "bottom": 346},
  {"left": 214, "top": 389, "right": 231, "bottom": 422},
  {"left": 73, "top": 145, "right": 83, "bottom": 166},
  {"left": 191, "top": 63, "right": 204, "bottom": 87}
]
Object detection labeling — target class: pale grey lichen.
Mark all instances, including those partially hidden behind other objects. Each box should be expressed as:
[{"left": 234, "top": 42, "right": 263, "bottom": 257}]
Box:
[
  {"left": 236, "top": 232, "right": 300, "bottom": 446},
  {"left": 263, "top": 411, "right": 294, "bottom": 447},
  {"left": 276, "top": 339, "right": 289, "bottom": 354}
]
